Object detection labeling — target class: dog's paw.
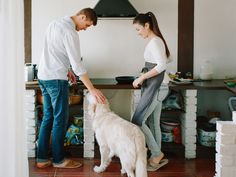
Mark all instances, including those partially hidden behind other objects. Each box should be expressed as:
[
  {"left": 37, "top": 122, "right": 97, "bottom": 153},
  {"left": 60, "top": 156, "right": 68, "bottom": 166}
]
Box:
[{"left": 94, "top": 165, "right": 105, "bottom": 173}]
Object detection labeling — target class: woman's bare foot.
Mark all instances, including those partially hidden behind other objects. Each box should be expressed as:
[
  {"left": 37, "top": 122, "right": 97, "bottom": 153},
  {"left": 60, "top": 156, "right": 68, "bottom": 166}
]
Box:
[{"left": 148, "top": 152, "right": 164, "bottom": 165}]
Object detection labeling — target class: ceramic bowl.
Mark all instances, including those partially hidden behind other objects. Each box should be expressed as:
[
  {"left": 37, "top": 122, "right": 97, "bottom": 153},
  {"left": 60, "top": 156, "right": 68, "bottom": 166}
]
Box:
[
  {"left": 73, "top": 116, "right": 83, "bottom": 127},
  {"left": 198, "top": 129, "right": 216, "bottom": 147},
  {"left": 161, "top": 132, "right": 174, "bottom": 142},
  {"left": 161, "top": 120, "right": 180, "bottom": 132}
]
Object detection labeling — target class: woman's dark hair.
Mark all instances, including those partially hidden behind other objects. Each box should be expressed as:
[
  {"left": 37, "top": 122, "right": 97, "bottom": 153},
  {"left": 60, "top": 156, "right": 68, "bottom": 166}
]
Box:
[
  {"left": 133, "top": 12, "right": 170, "bottom": 58},
  {"left": 77, "top": 8, "right": 97, "bottom": 26}
]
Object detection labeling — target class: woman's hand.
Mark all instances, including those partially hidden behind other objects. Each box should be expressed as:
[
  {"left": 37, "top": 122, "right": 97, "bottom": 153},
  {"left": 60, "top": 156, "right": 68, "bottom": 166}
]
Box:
[
  {"left": 133, "top": 68, "right": 159, "bottom": 88},
  {"left": 133, "top": 76, "right": 145, "bottom": 88}
]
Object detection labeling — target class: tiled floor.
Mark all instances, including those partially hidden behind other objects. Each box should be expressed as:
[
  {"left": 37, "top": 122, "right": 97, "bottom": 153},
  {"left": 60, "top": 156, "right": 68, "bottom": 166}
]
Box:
[{"left": 29, "top": 157, "right": 215, "bottom": 177}]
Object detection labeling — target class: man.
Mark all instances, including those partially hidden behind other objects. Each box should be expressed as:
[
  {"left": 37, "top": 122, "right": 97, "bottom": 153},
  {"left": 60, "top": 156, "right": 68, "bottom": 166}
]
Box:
[{"left": 36, "top": 8, "right": 106, "bottom": 169}]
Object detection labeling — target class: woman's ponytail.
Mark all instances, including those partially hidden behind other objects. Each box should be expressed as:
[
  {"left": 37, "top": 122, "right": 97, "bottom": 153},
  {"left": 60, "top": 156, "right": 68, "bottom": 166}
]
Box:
[{"left": 147, "top": 12, "right": 170, "bottom": 58}]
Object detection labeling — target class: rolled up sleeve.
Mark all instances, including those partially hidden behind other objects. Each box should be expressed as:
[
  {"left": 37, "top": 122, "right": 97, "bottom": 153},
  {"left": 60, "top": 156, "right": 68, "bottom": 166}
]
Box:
[
  {"left": 63, "top": 32, "right": 87, "bottom": 76},
  {"left": 151, "top": 40, "right": 167, "bottom": 73}
]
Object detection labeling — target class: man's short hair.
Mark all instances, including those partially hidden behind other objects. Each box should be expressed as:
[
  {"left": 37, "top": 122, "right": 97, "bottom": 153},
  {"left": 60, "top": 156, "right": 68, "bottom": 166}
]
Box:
[{"left": 77, "top": 8, "right": 97, "bottom": 26}]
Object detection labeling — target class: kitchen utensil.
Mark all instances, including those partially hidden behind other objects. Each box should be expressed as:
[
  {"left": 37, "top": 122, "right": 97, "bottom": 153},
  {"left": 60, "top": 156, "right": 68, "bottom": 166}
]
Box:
[
  {"left": 173, "top": 126, "right": 181, "bottom": 144},
  {"left": 208, "top": 117, "right": 220, "bottom": 124},
  {"left": 170, "top": 78, "right": 193, "bottom": 85},
  {"left": 161, "top": 132, "right": 174, "bottom": 142},
  {"left": 115, "top": 76, "right": 135, "bottom": 84},
  {"left": 73, "top": 115, "right": 83, "bottom": 127},
  {"left": 25, "top": 63, "right": 34, "bottom": 82},
  {"left": 161, "top": 120, "right": 180, "bottom": 132},
  {"left": 228, "top": 97, "right": 236, "bottom": 112},
  {"left": 226, "top": 82, "right": 236, "bottom": 87},
  {"left": 198, "top": 128, "right": 216, "bottom": 147},
  {"left": 200, "top": 60, "right": 213, "bottom": 80}
]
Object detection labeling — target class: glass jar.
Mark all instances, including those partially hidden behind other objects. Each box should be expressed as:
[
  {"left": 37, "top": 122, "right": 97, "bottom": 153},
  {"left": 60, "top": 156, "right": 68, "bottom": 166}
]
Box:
[
  {"left": 200, "top": 60, "right": 213, "bottom": 80},
  {"left": 25, "top": 63, "right": 34, "bottom": 82}
]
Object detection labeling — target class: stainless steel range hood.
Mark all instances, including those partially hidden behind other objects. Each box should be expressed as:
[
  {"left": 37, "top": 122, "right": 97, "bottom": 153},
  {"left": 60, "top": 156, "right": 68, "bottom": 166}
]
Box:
[{"left": 94, "top": 0, "right": 138, "bottom": 18}]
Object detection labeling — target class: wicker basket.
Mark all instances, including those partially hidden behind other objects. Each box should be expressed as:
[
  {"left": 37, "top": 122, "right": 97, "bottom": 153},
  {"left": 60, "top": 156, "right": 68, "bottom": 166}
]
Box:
[
  {"left": 69, "top": 95, "right": 82, "bottom": 105},
  {"left": 37, "top": 93, "right": 43, "bottom": 105},
  {"left": 37, "top": 94, "right": 82, "bottom": 105}
]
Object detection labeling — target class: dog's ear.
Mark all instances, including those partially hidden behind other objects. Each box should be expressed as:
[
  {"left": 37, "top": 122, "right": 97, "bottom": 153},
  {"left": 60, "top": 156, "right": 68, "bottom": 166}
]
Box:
[
  {"left": 86, "top": 92, "right": 97, "bottom": 104},
  {"left": 104, "top": 101, "right": 110, "bottom": 112}
]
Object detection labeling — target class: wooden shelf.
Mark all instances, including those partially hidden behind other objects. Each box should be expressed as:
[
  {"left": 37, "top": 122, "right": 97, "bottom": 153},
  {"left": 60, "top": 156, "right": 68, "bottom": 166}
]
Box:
[
  {"left": 162, "top": 142, "right": 215, "bottom": 159},
  {"left": 63, "top": 143, "right": 215, "bottom": 159},
  {"left": 64, "top": 143, "right": 186, "bottom": 159},
  {"left": 162, "top": 109, "right": 185, "bottom": 114},
  {"left": 64, "top": 145, "right": 83, "bottom": 158},
  {"left": 161, "top": 142, "right": 185, "bottom": 158},
  {"left": 64, "top": 144, "right": 101, "bottom": 158},
  {"left": 196, "top": 144, "right": 215, "bottom": 159}
]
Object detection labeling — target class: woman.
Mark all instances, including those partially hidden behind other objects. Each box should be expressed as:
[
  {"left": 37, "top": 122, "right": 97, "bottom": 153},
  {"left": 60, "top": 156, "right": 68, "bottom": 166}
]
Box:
[{"left": 132, "top": 12, "right": 171, "bottom": 171}]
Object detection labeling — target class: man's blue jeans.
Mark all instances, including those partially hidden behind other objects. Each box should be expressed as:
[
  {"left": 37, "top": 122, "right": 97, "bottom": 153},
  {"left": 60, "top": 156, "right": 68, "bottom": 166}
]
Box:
[{"left": 37, "top": 79, "right": 69, "bottom": 164}]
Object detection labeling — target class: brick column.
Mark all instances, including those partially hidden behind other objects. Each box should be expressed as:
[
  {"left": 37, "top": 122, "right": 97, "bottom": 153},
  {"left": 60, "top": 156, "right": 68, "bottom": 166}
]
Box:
[
  {"left": 25, "top": 89, "right": 36, "bottom": 157},
  {"left": 83, "top": 90, "right": 95, "bottom": 158},
  {"left": 181, "top": 89, "right": 197, "bottom": 159},
  {"left": 215, "top": 121, "right": 236, "bottom": 177}
]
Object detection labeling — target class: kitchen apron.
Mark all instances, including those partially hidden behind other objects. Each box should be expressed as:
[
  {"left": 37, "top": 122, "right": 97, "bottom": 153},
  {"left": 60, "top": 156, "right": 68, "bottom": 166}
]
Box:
[{"left": 132, "top": 62, "right": 165, "bottom": 126}]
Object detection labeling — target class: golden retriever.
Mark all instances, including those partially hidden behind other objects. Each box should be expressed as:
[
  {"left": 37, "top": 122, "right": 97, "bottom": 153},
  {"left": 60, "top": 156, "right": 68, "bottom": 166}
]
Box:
[{"left": 86, "top": 92, "right": 147, "bottom": 177}]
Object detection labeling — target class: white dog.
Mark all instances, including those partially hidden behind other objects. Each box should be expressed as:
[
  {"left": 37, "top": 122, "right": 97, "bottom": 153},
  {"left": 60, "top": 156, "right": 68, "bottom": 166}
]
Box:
[{"left": 86, "top": 93, "right": 147, "bottom": 177}]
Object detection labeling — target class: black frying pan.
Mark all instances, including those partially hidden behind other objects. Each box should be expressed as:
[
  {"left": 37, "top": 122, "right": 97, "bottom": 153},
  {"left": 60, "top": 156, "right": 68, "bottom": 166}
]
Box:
[{"left": 115, "top": 76, "right": 135, "bottom": 84}]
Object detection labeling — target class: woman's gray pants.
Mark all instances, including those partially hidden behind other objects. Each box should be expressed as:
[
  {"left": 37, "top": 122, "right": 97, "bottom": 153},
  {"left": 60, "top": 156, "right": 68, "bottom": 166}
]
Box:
[{"left": 140, "top": 84, "right": 169, "bottom": 158}]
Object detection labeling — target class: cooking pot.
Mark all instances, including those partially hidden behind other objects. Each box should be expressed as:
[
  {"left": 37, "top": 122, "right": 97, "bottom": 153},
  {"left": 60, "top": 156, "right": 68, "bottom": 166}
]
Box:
[
  {"left": 115, "top": 76, "right": 135, "bottom": 84},
  {"left": 160, "top": 120, "right": 180, "bottom": 132}
]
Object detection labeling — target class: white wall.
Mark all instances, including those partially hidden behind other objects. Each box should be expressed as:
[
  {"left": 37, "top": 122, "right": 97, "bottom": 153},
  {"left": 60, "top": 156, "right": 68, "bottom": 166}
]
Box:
[
  {"left": 33, "top": 0, "right": 236, "bottom": 78},
  {"left": 32, "top": 0, "right": 178, "bottom": 78},
  {"left": 194, "top": 0, "right": 236, "bottom": 79},
  {"left": 194, "top": 0, "right": 236, "bottom": 120},
  {"left": 32, "top": 0, "right": 236, "bottom": 119}
]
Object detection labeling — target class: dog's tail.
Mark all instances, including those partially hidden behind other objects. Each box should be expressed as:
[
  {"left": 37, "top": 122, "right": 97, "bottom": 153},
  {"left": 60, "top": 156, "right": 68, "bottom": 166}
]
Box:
[{"left": 135, "top": 131, "right": 147, "bottom": 177}]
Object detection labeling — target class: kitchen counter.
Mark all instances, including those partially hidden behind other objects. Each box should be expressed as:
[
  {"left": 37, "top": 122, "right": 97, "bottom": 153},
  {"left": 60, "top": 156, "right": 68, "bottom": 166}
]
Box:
[
  {"left": 25, "top": 78, "right": 134, "bottom": 90},
  {"left": 169, "top": 79, "right": 227, "bottom": 90},
  {"left": 227, "top": 86, "right": 236, "bottom": 95},
  {"left": 225, "top": 84, "right": 236, "bottom": 95},
  {"left": 26, "top": 79, "right": 228, "bottom": 90}
]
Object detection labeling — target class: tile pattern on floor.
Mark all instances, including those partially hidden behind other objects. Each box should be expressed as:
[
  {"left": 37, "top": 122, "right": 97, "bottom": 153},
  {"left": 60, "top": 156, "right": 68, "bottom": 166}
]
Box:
[{"left": 29, "top": 157, "right": 215, "bottom": 177}]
